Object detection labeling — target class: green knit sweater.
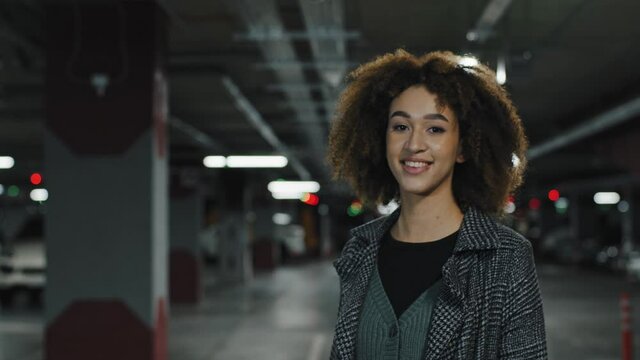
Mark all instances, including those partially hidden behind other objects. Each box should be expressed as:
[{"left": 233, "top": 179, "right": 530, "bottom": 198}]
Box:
[{"left": 356, "top": 266, "right": 442, "bottom": 360}]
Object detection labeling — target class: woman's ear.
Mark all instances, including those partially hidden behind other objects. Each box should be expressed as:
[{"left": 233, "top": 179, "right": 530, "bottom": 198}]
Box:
[{"left": 456, "top": 144, "right": 465, "bottom": 163}]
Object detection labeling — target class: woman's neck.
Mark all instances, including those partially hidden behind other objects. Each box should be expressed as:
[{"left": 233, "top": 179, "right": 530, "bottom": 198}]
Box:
[{"left": 391, "top": 191, "right": 464, "bottom": 243}]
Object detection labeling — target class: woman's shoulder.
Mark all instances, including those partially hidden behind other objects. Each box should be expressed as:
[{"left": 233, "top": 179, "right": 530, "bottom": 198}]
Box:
[{"left": 495, "top": 223, "right": 533, "bottom": 252}]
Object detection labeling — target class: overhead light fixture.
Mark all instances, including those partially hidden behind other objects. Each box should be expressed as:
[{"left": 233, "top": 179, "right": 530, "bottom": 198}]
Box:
[
  {"left": 466, "top": 31, "right": 478, "bottom": 42},
  {"left": 30, "top": 188, "right": 48, "bottom": 202},
  {"left": 594, "top": 192, "right": 620, "bottom": 205},
  {"left": 203, "top": 156, "right": 226, "bottom": 168},
  {"left": 267, "top": 180, "right": 320, "bottom": 194},
  {"left": 511, "top": 153, "right": 520, "bottom": 167},
  {"left": 227, "top": 155, "right": 287, "bottom": 168},
  {"left": 496, "top": 56, "right": 507, "bottom": 85},
  {"left": 466, "top": 0, "right": 514, "bottom": 43},
  {"left": 202, "top": 155, "right": 288, "bottom": 168},
  {"left": 0, "top": 156, "right": 15, "bottom": 169},
  {"left": 459, "top": 56, "right": 479, "bottom": 68},
  {"left": 272, "top": 213, "right": 292, "bottom": 225},
  {"left": 271, "top": 192, "right": 305, "bottom": 200}
]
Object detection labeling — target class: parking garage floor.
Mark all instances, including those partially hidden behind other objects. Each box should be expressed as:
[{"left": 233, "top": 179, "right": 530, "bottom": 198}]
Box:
[{"left": 1, "top": 260, "right": 639, "bottom": 360}]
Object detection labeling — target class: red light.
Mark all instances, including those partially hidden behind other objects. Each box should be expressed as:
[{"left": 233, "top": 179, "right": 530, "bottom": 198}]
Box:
[
  {"left": 30, "top": 173, "right": 42, "bottom": 185},
  {"left": 303, "top": 193, "right": 319, "bottom": 206},
  {"left": 508, "top": 195, "right": 515, "bottom": 203},
  {"left": 548, "top": 189, "right": 560, "bottom": 202},
  {"left": 529, "top": 198, "right": 541, "bottom": 210}
]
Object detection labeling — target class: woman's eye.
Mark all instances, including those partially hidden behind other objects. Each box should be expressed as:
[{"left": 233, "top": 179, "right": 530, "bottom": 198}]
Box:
[
  {"left": 428, "top": 127, "right": 445, "bottom": 134},
  {"left": 392, "top": 124, "right": 408, "bottom": 131}
]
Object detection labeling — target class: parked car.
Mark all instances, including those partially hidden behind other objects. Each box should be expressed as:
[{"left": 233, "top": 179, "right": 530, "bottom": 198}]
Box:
[{"left": 0, "top": 215, "right": 45, "bottom": 307}]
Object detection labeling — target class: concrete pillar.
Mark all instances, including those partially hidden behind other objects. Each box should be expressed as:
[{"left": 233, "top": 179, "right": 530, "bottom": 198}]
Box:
[
  {"left": 218, "top": 170, "right": 252, "bottom": 282},
  {"left": 621, "top": 187, "right": 635, "bottom": 255},
  {"left": 169, "top": 176, "right": 203, "bottom": 305},
  {"left": 318, "top": 204, "right": 333, "bottom": 257},
  {"left": 569, "top": 193, "right": 581, "bottom": 249},
  {"left": 44, "top": 2, "right": 168, "bottom": 359}
]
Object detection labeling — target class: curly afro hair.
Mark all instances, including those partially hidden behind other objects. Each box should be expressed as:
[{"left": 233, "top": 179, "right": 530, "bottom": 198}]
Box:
[{"left": 326, "top": 49, "right": 528, "bottom": 216}]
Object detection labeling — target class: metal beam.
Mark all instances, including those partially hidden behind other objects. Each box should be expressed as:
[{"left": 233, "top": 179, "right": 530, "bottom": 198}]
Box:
[
  {"left": 266, "top": 83, "right": 339, "bottom": 93},
  {"left": 556, "top": 174, "right": 639, "bottom": 194},
  {"left": 234, "top": 29, "right": 360, "bottom": 41},
  {"left": 528, "top": 96, "right": 640, "bottom": 160},
  {"left": 221, "top": 76, "right": 311, "bottom": 180},
  {"left": 466, "top": 0, "right": 514, "bottom": 43},
  {"left": 169, "top": 117, "right": 226, "bottom": 152},
  {"left": 298, "top": 0, "right": 349, "bottom": 106},
  {"left": 255, "top": 60, "right": 356, "bottom": 70},
  {"left": 223, "top": 0, "right": 328, "bottom": 180}
]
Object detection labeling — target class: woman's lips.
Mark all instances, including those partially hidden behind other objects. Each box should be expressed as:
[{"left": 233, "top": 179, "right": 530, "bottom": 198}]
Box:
[{"left": 401, "top": 160, "right": 431, "bottom": 174}]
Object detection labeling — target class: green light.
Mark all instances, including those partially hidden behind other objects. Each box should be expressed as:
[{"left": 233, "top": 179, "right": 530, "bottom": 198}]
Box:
[
  {"left": 347, "top": 203, "right": 364, "bottom": 217},
  {"left": 7, "top": 185, "right": 19, "bottom": 197},
  {"left": 555, "top": 207, "right": 567, "bottom": 215}
]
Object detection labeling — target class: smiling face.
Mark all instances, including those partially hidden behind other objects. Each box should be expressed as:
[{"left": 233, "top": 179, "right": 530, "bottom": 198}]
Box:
[{"left": 386, "top": 85, "right": 465, "bottom": 201}]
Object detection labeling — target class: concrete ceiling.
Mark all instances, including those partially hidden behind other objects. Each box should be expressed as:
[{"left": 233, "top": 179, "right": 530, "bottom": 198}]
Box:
[{"left": 1, "top": 0, "right": 640, "bottom": 198}]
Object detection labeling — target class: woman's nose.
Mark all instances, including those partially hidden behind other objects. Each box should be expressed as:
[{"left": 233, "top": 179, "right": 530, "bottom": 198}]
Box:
[{"left": 405, "top": 129, "right": 426, "bottom": 152}]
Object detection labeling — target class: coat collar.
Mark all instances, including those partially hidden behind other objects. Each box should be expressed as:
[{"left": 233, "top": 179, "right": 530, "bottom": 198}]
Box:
[{"left": 349, "top": 205, "right": 501, "bottom": 252}]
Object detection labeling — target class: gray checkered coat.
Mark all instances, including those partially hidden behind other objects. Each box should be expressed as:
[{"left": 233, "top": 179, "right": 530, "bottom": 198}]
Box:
[{"left": 330, "top": 206, "right": 548, "bottom": 359}]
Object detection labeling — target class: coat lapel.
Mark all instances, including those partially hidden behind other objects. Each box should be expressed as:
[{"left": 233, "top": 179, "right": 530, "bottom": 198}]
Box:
[
  {"left": 423, "top": 252, "right": 467, "bottom": 359},
  {"left": 333, "top": 240, "right": 377, "bottom": 360},
  {"left": 332, "top": 210, "right": 400, "bottom": 360},
  {"left": 424, "top": 207, "right": 500, "bottom": 359}
]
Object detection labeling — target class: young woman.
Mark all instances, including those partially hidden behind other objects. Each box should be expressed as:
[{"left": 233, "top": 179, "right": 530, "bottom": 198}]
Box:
[{"left": 327, "top": 50, "right": 548, "bottom": 359}]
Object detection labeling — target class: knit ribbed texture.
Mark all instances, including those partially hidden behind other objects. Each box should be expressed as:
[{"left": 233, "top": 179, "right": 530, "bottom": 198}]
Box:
[{"left": 356, "top": 267, "right": 442, "bottom": 360}]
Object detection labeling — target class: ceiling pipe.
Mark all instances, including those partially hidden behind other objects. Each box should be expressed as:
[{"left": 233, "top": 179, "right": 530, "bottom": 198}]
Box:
[
  {"left": 221, "top": 76, "right": 311, "bottom": 181},
  {"left": 466, "top": 0, "right": 514, "bottom": 43},
  {"left": 169, "top": 116, "right": 226, "bottom": 152},
  {"left": 298, "top": 0, "right": 348, "bottom": 116},
  {"left": 223, "top": 0, "right": 327, "bottom": 179},
  {"left": 234, "top": 29, "right": 360, "bottom": 41},
  {"left": 528, "top": 96, "right": 640, "bottom": 160},
  {"left": 556, "top": 174, "right": 639, "bottom": 194}
]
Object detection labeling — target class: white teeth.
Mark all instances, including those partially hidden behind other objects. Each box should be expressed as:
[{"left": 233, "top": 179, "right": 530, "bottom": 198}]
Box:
[{"left": 404, "top": 161, "right": 428, "bottom": 168}]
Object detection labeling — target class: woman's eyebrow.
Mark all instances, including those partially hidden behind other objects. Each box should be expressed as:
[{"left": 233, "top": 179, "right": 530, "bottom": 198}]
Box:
[{"left": 389, "top": 110, "right": 449, "bottom": 122}]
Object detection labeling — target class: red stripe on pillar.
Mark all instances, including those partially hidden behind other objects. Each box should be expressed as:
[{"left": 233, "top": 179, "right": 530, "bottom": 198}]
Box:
[
  {"left": 154, "top": 298, "right": 168, "bottom": 360},
  {"left": 46, "top": 300, "right": 155, "bottom": 360},
  {"left": 169, "top": 249, "right": 201, "bottom": 304}
]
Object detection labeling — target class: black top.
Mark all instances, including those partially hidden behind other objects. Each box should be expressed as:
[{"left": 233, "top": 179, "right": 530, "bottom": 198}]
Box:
[{"left": 377, "top": 229, "right": 458, "bottom": 318}]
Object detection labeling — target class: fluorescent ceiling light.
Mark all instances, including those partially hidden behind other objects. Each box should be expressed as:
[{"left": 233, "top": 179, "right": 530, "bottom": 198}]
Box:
[
  {"left": 504, "top": 201, "right": 516, "bottom": 214},
  {"left": 555, "top": 197, "right": 569, "bottom": 210},
  {"left": 203, "top": 156, "right": 226, "bottom": 168},
  {"left": 272, "top": 213, "right": 292, "bottom": 225},
  {"left": 0, "top": 156, "right": 15, "bottom": 169},
  {"left": 467, "top": 0, "right": 514, "bottom": 43},
  {"left": 30, "top": 188, "right": 49, "bottom": 202},
  {"left": 593, "top": 192, "right": 620, "bottom": 205},
  {"left": 227, "top": 156, "right": 288, "bottom": 168},
  {"left": 511, "top": 153, "right": 520, "bottom": 167},
  {"left": 459, "top": 56, "right": 479, "bottom": 68},
  {"left": 271, "top": 192, "right": 305, "bottom": 200},
  {"left": 496, "top": 56, "right": 507, "bottom": 85},
  {"left": 267, "top": 181, "right": 320, "bottom": 194}
]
